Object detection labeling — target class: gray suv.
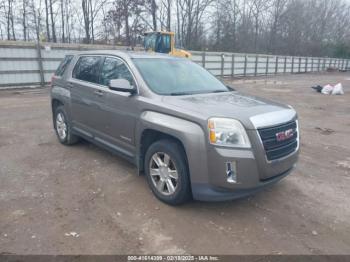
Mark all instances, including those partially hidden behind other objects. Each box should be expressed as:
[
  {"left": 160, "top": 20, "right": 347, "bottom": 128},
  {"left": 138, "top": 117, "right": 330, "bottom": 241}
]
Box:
[{"left": 51, "top": 50, "right": 299, "bottom": 205}]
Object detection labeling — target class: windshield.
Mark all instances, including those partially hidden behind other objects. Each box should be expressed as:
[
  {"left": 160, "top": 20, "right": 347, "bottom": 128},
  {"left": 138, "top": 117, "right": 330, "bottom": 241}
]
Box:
[{"left": 133, "top": 58, "right": 229, "bottom": 95}]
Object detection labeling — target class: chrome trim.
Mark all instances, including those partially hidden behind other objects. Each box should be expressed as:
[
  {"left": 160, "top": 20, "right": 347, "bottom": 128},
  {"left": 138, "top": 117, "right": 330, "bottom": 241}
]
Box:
[
  {"left": 226, "top": 161, "right": 238, "bottom": 184},
  {"left": 69, "top": 78, "right": 109, "bottom": 92},
  {"left": 70, "top": 54, "right": 140, "bottom": 95},
  {"left": 256, "top": 119, "right": 299, "bottom": 164},
  {"left": 120, "top": 135, "right": 132, "bottom": 142},
  {"left": 249, "top": 109, "right": 296, "bottom": 129}
]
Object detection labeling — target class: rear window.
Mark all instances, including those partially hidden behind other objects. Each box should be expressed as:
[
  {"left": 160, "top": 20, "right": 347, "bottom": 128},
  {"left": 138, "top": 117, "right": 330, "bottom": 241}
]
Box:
[
  {"left": 72, "top": 56, "right": 101, "bottom": 84},
  {"left": 55, "top": 55, "right": 73, "bottom": 76}
]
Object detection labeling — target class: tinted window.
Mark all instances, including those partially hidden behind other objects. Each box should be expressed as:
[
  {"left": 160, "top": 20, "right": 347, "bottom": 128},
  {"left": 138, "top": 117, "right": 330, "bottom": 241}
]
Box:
[
  {"left": 55, "top": 55, "right": 73, "bottom": 76},
  {"left": 73, "top": 56, "right": 101, "bottom": 83},
  {"left": 100, "top": 57, "right": 135, "bottom": 86}
]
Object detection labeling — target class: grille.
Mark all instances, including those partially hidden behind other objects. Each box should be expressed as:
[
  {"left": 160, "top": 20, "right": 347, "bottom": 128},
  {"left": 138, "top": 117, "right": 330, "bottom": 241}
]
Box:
[{"left": 258, "top": 121, "right": 298, "bottom": 161}]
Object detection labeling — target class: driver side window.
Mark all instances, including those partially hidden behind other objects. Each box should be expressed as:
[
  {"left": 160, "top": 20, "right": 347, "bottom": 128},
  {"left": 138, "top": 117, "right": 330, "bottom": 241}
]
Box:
[{"left": 99, "top": 57, "right": 135, "bottom": 87}]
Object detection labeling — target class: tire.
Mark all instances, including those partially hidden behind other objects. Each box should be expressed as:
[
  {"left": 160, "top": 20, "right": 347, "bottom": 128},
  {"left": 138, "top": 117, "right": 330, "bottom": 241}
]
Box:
[
  {"left": 144, "top": 139, "right": 191, "bottom": 205},
  {"left": 54, "top": 106, "right": 79, "bottom": 145}
]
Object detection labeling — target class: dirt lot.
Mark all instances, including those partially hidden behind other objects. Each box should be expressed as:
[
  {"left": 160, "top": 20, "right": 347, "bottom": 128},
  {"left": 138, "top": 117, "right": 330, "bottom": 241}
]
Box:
[{"left": 0, "top": 72, "right": 350, "bottom": 255}]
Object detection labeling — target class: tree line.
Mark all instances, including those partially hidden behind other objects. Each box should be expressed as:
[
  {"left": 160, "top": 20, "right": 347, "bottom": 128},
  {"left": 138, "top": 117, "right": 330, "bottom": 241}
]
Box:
[{"left": 0, "top": 0, "right": 349, "bottom": 58}]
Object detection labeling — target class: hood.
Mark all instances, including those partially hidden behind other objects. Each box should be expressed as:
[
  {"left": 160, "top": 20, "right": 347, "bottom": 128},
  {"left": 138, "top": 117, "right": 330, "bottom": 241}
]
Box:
[{"left": 162, "top": 91, "right": 296, "bottom": 129}]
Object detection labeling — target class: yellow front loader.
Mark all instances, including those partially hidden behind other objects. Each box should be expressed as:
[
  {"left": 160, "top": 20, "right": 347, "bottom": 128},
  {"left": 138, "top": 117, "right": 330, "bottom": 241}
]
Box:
[{"left": 143, "top": 31, "right": 191, "bottom": 58}]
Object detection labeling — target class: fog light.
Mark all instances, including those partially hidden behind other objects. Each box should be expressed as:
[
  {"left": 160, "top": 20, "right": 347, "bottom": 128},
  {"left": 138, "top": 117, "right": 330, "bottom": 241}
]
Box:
[{"left": 226, "top": 161, "right": 237, "bottom": 183}]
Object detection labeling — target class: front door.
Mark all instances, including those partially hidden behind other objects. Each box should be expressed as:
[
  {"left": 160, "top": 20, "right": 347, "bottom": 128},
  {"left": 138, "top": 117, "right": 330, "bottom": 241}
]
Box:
[{"left": 94, "top": 56, "right": 139, "bottom": 157}]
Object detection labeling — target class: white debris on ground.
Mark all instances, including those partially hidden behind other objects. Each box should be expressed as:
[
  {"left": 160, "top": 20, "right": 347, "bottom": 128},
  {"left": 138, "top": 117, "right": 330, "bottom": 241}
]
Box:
[
  {"left": 336, "top": 158, "right": 350, "bottom": 170},
  {"left": 64, "top": 232, "right": 79, "bottom": 238},
  {"left": 321, "top": 83, "right": 344, "bottom": 95}
]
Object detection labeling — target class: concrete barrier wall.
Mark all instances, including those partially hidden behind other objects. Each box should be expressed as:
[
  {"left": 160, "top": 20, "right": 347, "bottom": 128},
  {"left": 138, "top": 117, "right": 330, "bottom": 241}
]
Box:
[{"left": 1, "top": 41, "right": 349, "bottom": 88}]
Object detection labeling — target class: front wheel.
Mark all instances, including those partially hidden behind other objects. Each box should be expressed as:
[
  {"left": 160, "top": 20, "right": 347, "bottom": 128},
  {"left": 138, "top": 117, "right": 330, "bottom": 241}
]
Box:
[{"left": 144, "top": 139, "right": 191, "bottom": 205}]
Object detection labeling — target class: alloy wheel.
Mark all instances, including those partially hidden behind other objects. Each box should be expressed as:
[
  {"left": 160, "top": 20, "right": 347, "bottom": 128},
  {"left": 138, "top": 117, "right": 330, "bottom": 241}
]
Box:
[
  {"left": 149, "top": 152, "right": 179, "bottom": 196},
  {"left": 56, "top": 112, "right": 67, "bottom": 140}
]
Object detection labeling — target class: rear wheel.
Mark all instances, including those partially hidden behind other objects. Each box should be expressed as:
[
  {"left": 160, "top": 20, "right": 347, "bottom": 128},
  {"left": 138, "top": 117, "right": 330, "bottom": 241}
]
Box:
[
  {"left": 54, "top": 106, "right": 79, "bottom": 145},
  {"left": 145, "top": 139, "right": 191, "bottom": 205}
]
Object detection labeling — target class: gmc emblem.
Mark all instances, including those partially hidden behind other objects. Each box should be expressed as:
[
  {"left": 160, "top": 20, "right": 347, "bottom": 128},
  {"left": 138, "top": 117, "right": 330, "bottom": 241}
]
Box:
[{"left": 276, "top": 128, "right": 294, "bottom": 142}]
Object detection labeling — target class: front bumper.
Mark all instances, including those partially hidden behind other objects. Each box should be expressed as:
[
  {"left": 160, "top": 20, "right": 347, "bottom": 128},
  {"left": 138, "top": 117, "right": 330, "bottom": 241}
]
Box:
[
  {"left": 190, "top": 142, "right": 299, "bottom": 201},
  {"left": 191, "top": 166, "right": 294, "bottom": 201}
]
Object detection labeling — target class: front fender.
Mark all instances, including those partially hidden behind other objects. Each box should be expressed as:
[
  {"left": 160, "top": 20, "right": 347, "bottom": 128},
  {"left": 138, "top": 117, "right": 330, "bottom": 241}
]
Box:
[{"left": 136, "top": 111, "right": 209, "bottom": 185}]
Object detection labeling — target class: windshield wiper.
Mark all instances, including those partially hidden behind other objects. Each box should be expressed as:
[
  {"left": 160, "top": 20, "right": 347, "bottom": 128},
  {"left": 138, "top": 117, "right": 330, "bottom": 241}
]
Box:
[
  {"left": 211, "top": 90, "right": 228, "bottom": 93},
  {"left": 170, "top": 89, "right": 229, "bottom": 96},
  {"left": 170, "top": 91, "right": 196, "bottom": 96}
]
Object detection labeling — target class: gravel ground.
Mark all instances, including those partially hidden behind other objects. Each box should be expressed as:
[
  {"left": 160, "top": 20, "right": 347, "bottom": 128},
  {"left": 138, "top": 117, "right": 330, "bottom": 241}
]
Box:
[{"left": 0, "top": 72, "right": 349, "bottom": 255}]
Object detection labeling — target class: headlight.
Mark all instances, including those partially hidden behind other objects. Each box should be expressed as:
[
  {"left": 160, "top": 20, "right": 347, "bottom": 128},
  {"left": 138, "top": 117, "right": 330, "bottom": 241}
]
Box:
[{"left": 208, "top": 118, "right": 251, "bottom": 148}]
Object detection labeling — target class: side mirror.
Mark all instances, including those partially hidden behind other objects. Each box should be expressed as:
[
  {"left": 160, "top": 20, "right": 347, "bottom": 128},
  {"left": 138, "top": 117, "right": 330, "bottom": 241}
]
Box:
[
  {"left": 109, "top": 79, "right": 136, "bottom": 94},
  {"left": 226, "top": 85, "right": 235, "bottom": 91}
]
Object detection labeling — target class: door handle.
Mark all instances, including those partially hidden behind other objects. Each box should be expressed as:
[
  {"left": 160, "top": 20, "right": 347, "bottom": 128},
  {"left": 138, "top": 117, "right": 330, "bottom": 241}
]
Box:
[{"left": 94, "top": 90, "right": 104, "bottom": 96}]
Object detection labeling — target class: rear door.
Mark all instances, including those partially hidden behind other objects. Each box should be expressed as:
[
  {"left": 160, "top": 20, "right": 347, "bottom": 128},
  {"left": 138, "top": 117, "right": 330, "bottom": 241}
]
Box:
[{"left": 68, "top": 55, "right": 103, "bottom": 137}]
